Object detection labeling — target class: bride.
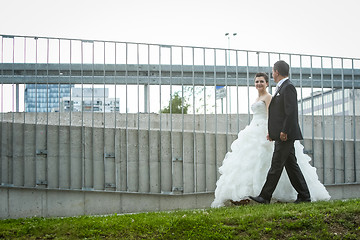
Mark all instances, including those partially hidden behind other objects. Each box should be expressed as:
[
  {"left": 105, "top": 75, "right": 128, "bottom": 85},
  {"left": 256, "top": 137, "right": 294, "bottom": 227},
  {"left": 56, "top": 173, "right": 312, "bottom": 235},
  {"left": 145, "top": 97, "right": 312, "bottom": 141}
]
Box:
[{"left": 211, "top": 72, "right": 330, "bottom": 208}]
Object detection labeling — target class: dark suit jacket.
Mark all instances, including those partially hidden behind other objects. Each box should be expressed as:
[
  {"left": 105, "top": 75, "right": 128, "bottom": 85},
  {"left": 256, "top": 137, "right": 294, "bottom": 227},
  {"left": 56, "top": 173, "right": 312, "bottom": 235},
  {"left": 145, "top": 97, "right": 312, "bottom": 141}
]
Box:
[{"left": 268, "top": 79, "right": 303, "bottom": 141}]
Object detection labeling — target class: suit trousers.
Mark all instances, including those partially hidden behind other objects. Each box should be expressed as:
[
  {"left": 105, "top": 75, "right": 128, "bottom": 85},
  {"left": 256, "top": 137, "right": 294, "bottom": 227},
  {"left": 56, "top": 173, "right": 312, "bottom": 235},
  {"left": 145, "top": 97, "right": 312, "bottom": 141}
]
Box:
[{"left": 259, "top": 140, "right": 310, "bottom": 201}]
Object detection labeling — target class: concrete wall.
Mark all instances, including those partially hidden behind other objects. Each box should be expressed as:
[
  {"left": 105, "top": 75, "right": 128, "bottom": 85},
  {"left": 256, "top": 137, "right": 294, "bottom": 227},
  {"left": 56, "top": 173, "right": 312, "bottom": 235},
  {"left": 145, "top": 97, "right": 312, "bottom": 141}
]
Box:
[
  {"left": 1, "top": 184, "right": 359, "bottom": 219},
  {"left": 2, "top": 112, "right": 360, "bottom": 140},
  {"left": 0, "top": 188, "right": 213, "bottom": 219},
  {"left": 1, "top": 113, "right": 359, "bottom": 219},
  {"left": 0, "top": 121, "right": 230, "bottom": 193}
]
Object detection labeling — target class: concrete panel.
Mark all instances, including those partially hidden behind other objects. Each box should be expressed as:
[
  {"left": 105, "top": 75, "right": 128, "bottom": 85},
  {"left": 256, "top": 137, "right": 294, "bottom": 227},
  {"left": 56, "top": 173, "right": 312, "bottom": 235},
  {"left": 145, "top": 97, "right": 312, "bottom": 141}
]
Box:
[
  {"left": 84, "top": 191, "right": 121, "bottom": 215},
  {"left": 344, "top": 141, "right": 355, "bottom": 182},
  {"left": 92, "top": 127, "right": 105, "bottom": 190},
  {"left": 325, "top": 185, "right": 343, "bottom": 200},
  {"left": 47, "top": 190, "right": 85, "bottom": 217},
  {"left": 84, "top": 127, "right": 94, "bottom": 189},
  {"left": 149, "top": 130, "right": 160, "bottom": 193},
  {"left": 183, "top": 132, "right": 194, "bottom": 193},
  {"left": 159, "top": 194, "right": 198, "bottom": 210},
  {"left": 195, "top": 132, "right": 206, "bottom": 192},
  {"left": 226, "top": 134, "right": 237, "bottom": 152},
  {"left": 35, "top": 125, "right": 47, "bottom": 188},
  {"left": 205, "top": 133, "right": 216, "bottom": 191},
  {"left": 8, "top": 188, "right": 44, "bottom": 218},
  {"left": 47, "top": 125, "right": 59, "bottom": 188},
  {"left": 1, "top": 123, "right": 11, "bottom": 185},
  {"left": 0, "top": 122, "right": 8, "bottom": 185},
  {"left": 160, "top": 131, "right": 171, "bottom": 193},
  {"left": 326, "top": 184, "right": 360, "bottom": 200},
  {"left": 127, "top": 129, "right": 139, "bottom": 192},
  {"left": 356, "top": 141, "right": 360, "bottom": 182},
  {"left": 104, "top": 156, "right": 116, "bottom": 190},
  {"left": 323, "top": 140, "right": 335, "bottom": 184},
  {"left": 313, "top": 138, "right": 324, "bottom": 182},
  {"left": 138, "top": 130, "right": 150, "bottom": 193},
  {"left": 334, "top": 140, "right": 345, "bottom": 183},
  {"left": 127, "top": 161, "right": 139, "bottom": 192},
  {"left": 24, "top": 124, "right": 36, "bottom": 187},
  {"left": 341, "top": 184, "right": 360, "bottom": 199},
  {"left": 0, "top": 188, "right": 9, "bottom": 218},
  {"left": 70, "top": 126, "right": 82, "bottom": 190},
  {"left": 171, "top": 131, "right": 183, "bottom": 193},
  {"left": 302, "top": 139, "right": 313, "bottom": 163},
  {"left": 119, "top": 129, "right": 128, "bottom": 191},
  {"left": 7, "top": 123, "right": 14, "bottom": 186},
  {"left": 215, "top": 134, "right": 227, "bottom": 173},
  {"left": 196, "top": 192, "right": 215, "bottom": 209},
  {"left": 58, "top": 126, "right": 71, "bottom": 189},
  {"left": 114, "top": 128, "right": 124, "bottom": 191},
  {"left": 121, "top": 193, "right": 160, "bottom": 213},
  {"left": 0, "top": 122, "right": 2, "bottom": 183},
  {"left": 13, "top": 123, "right": 24, "bottom": 186},
  {"left": 104, "top": 128, "right": 116, "bottom": 190}
]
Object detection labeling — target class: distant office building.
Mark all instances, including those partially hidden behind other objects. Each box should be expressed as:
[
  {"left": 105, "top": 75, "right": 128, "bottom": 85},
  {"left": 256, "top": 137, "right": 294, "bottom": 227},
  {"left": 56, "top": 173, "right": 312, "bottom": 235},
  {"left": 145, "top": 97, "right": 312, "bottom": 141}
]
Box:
[
  {"left": 25, "top": 84, "right": 73, "bottom": 112},
  {"left": 60, "top": 88, "right": 119, "bottom": 112},
  {"left": 299, "top": 88, "right": 360, "bottom": 115}
]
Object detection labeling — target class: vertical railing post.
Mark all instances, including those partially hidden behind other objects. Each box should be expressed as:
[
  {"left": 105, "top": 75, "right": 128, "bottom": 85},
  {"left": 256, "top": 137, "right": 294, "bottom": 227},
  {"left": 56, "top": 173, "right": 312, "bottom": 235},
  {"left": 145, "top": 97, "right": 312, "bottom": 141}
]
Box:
[
  {"left": 320, "top": 56, "right": 325, "bottom": 183},
  {"left": 341, "top": 58, "right": 346, "bottom": 182},
  {"left": 351, "top": 59, "right": 357, "bottom": 182},
  {"left": 310, "top": 56, "right": 314, "bottom": 166},
  {"left": 246, "top": 52, "right": 250, "bottom": 124},
  {"left": 331, "top": 57, "right": 336, "bottom": 184}
]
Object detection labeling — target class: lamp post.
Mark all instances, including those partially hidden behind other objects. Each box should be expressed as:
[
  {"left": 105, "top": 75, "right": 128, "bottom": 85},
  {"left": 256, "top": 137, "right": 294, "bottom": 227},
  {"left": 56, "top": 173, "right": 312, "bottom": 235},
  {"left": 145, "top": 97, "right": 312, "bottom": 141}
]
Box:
[
  {"left": 225, "top": 32, "right": 237, "bottom": 65},
  {"left": 225, "top": 33, "right": 237, "bottom": 114}
]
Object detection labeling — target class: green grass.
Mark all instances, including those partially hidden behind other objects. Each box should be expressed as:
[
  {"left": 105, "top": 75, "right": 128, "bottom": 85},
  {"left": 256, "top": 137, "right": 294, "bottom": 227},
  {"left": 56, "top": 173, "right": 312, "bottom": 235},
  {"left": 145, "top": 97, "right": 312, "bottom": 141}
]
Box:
[{"left": 1, "top": 199, "right": 359, "bottom": 239}]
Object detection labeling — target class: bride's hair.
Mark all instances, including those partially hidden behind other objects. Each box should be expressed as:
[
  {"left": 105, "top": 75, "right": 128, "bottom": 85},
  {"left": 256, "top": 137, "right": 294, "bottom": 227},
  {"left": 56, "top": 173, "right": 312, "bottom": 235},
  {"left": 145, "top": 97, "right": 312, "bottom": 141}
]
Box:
[{"left": 254, "top": 72, "right": 269, "bottom": 83}]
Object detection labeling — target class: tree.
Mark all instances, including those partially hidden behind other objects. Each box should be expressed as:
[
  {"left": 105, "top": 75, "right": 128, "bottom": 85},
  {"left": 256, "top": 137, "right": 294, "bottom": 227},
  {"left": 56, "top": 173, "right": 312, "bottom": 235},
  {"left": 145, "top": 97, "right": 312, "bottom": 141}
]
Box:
[{"left": 161, "top": 92, "right": 190, "bottom": 114}]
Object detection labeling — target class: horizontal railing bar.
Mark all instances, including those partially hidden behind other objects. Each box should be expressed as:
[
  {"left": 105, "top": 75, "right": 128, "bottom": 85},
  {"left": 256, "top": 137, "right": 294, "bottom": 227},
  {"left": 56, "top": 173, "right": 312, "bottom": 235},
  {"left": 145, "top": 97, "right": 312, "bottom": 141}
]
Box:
[
  {"left": 1, "top": 63, "right": 359, "bottom": 75},
  {"left": 1, "top": 76, "right": 359, "bottom": 88},
  {"left": 1, "top": 64, "right": 359, "bottom": 88},
  {"left": 1, "top": 34, "right": 360, "bottom": 60}
]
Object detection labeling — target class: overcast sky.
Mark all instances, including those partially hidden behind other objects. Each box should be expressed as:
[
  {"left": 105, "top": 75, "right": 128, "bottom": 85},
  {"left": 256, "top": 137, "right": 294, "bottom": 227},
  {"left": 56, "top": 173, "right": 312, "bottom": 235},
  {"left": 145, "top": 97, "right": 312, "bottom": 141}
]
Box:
[
  {"left": 1, "top": 0, "right": 360, "bottom": 59},
  {"left": 1, "top": 0, "right": 359, "bottom": 113}
]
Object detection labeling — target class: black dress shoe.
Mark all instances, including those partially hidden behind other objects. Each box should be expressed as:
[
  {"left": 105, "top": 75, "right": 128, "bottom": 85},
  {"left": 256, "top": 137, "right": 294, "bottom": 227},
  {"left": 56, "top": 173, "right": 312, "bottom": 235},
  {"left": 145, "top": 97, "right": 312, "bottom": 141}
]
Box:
[
  {"left": 249, "top": 196, "right": 270, "bottom": 204},
  {"left": 294, "top": 197, "right": 311, "bottom": 204}
]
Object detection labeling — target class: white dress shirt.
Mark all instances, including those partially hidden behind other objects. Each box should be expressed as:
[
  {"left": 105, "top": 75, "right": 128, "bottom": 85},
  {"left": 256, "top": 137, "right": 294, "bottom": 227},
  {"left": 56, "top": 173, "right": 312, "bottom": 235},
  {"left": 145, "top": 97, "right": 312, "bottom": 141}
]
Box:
[{"left": 274, "top": 77, "right": 289, "bottom": 94}]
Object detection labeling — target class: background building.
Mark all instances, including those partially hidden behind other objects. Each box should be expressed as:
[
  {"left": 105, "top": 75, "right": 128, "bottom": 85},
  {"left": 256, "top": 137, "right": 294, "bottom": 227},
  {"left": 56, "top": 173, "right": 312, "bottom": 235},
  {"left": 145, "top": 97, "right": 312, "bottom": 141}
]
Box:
[
  {"left": 60, "top": 88, "right": 119, "bottom": 112},
  {"left": 299, "top": 88, "right": 360, "bottom": 116},
  {"left": 25, "top": 84, "right": 72, "bottom": 112}
]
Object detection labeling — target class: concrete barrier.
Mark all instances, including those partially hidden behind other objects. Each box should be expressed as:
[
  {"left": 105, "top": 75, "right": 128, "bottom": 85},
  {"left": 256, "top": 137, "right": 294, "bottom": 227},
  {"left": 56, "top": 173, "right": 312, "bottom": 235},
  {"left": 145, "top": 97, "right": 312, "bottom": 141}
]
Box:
[
  {"left": 0, "top": 113, "right": 359, "bottom": 219},
  {"left": 1, "top": 184, "right": 359, "bottom": 219}
]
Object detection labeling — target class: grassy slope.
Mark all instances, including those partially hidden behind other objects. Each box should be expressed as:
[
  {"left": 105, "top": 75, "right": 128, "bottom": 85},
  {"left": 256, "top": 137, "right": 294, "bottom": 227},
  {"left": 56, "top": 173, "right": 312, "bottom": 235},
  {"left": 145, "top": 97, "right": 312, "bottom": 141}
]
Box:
[{"left": 0, "top": 199, "right": 359, "bottom": 239}]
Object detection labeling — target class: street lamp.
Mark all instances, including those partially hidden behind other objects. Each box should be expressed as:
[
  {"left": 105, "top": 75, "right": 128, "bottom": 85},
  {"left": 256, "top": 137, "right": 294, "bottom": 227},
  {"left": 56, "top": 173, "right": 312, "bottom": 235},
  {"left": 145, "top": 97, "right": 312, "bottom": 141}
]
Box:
[
  {"left": 224, "top": 33, "right": 237, "bottom": 114},
  {"left": 225, "top": 33, "right": 237, "bottom": 64}
]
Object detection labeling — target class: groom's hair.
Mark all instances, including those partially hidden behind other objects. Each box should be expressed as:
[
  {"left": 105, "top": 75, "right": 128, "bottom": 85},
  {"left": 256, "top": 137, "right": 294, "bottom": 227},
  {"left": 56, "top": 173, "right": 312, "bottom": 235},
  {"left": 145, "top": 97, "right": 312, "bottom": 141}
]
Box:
[
  {"left": 254, "top": 72, "right": 269, "bottom": 83},
  {"left": 273, "top": 60, "right": 289, "bottom": 77}
]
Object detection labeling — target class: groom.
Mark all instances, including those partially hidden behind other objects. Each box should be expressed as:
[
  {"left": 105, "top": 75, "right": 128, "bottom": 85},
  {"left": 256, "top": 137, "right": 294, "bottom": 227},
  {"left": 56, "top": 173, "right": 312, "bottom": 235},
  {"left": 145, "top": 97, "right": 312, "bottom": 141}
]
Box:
[{"left": 250, "top": 60, "right": 311, "bottom": 204}]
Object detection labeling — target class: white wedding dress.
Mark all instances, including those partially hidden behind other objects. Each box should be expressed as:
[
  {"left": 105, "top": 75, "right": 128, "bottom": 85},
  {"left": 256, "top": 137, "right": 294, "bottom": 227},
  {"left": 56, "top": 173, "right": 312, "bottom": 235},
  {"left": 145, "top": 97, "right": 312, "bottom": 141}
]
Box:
[{"left": 211, "top": 101, "right": 330, "bottom": 208}]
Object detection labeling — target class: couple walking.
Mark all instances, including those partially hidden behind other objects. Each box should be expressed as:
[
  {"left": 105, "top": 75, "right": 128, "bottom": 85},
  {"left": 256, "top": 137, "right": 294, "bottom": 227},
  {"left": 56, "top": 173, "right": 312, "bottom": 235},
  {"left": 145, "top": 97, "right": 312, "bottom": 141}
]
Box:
[{"left": 211, "top": 60, "right": 330, "bottom": 207}]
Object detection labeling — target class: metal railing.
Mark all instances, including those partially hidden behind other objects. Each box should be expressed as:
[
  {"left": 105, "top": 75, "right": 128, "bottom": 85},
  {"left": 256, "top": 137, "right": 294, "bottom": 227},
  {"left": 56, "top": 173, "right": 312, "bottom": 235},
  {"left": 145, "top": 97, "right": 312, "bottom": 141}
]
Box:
[{"left": 0, "top": 34, "right": 359, "bottom": 194}]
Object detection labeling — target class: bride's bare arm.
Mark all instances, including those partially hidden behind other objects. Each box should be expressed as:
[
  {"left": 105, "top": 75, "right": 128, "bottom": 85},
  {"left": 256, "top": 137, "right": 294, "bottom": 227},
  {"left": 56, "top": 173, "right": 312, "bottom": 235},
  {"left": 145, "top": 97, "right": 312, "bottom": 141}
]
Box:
[{"left": 265, "top": 94, "right": 272, "bottom": 114}]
